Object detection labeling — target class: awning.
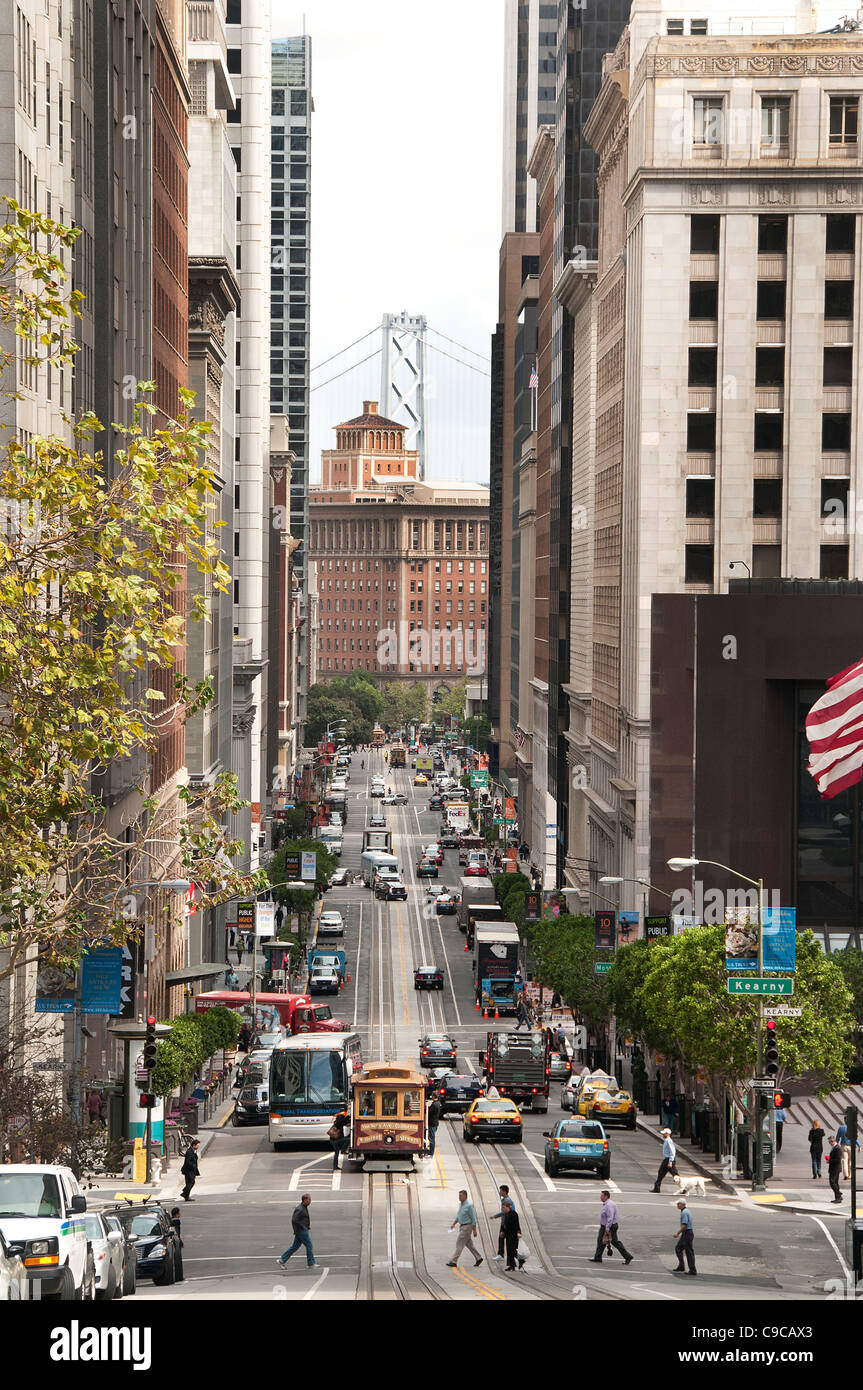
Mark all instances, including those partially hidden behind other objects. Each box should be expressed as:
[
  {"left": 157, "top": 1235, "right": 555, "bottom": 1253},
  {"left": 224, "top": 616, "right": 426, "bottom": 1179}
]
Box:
[{"left": 164, "top": 963, "right": 226, "bottom": 985}]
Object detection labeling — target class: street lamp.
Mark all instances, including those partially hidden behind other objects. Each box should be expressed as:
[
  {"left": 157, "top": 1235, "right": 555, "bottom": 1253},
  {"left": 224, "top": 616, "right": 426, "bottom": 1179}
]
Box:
[
  {"left": 599, "top": 875, "right": 674, "bottom": 935},
  {"left": 668, "top": 854, "right": 766, "bottom": 1191}
]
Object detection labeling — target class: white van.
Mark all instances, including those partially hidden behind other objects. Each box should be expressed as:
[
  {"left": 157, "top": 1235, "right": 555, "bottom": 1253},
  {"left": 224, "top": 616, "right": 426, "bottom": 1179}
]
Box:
[
  {"left": 360, "top": 849, "right": 398, "bottom": 886},
  {"left": 0, "top": 1165, "right": 94, "bottom": 1300}
]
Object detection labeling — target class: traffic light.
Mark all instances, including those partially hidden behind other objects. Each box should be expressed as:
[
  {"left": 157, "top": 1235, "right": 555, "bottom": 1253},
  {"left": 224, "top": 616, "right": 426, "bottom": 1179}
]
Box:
[
  {"left": 142, "top": 1016, "right": 157, "bottom": 1071},
  {"left": 138, "top": 1093, "right": 156, "bottom": 1109},
  {"left": 764, "top": 1018, "right": 779, "bottom": 1077},
  {"left": 845, "top": 1104, "right": 859, "bottom": 1145},
  {"left": 773, "top": 1091, "right": 784, "bottom": 1109}
]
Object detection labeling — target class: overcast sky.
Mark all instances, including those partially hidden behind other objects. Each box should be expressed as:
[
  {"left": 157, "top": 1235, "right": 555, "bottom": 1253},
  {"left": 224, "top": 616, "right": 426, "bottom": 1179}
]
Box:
[{"left": 272, "top": 0, "right": 504, "bottom": 482}]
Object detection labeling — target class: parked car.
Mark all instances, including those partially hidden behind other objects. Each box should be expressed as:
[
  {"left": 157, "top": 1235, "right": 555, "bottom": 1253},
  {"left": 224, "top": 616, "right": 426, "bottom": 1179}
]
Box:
[
  {"left": 414, "top": 965, "right": 444, "bottom": 991},
  {"left": 108, "top": 1202, "right": 183, "bottom": 1285},
  {"left": 437, "top": 1074, "right": 483, "bottom": 1117},
  {"left": 0, "top": 1164, "right": 93, "bottom": 1300},
  {"left": 588, "top": 1090, "right": 637, "bottom": 1129},
  {"left": 309, "top": 965, "right": 341, "bottom": 995},
  {"left": 542, "top": 1118, "right": 610, "bottom": 1179},
  {"left": 83, "top": 1210, "right": 127, "bottom": 1301},
  {"left": 103, "top": 1212, "right": 137, "bottom": 1297}
]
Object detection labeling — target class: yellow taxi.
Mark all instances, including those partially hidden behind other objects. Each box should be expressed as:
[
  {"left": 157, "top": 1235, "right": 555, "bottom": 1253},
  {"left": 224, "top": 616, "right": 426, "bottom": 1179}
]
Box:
[
  {"left": 413, "top": 773, "right": 428, "bottom": 785},
  {"left": 575, "top": 1081, "right": 618, "bottom": 1117},
  {"left": 586, "top": 1089, "right": 637, "bottom": 1130},
  {"left": 462, "top": 1096, "right": 523, "bottom": 1144}
]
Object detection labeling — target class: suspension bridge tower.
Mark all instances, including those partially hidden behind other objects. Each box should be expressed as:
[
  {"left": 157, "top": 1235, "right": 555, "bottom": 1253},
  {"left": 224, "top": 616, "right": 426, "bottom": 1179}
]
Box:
[{"left": 380, "top": 311, "right": 429, "bottom": 478}]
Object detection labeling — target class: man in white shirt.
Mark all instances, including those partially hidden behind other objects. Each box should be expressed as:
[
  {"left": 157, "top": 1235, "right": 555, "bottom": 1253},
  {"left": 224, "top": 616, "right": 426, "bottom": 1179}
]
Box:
[{"left": 651, "top": 1128, "right": 679, "bottom": 1192}]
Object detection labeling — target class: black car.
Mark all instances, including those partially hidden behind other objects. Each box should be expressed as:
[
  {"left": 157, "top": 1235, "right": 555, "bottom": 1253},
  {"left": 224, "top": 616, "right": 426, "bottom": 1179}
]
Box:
[
  {"left": 428, "top": 795, "right": 443, "bottom": 810},
  {"left": 435, "top": 893, "right": 460, "bottom": 915},
  {"left": 414, "top": 965, "right": 444, "bottom": 991},
  {"left": 419, "top": 1033, "right": 457, "bottom": 1068},
  {"left": 437, "top": 1074, "right": 484, "bottom": 1117},
  {"left": 107, "top": 1202, "right": 182, "bottom": 1287},
  {"left": 383, "top": 880, "right": 408, "bottom": 902},
  {"left": 439, "top": 830, "right": 459, "bottom": 849}
]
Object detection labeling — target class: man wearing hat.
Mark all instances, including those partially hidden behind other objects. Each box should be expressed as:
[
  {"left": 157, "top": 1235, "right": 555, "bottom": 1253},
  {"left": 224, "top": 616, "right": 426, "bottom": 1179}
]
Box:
[
  {"left": 673, "top": 1199, "right": 697, "bottom": 1275},
  {"left": 651, "top": 1128, "right": 678, "bottom": 1192}
]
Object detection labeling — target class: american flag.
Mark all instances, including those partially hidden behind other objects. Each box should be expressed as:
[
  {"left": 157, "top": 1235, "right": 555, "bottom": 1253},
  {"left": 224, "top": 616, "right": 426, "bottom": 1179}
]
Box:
[
  {"left": 805, "top": 655, "right": 863, "bottom": 798},
  {"left": 529, "top": 365, "right": 539, "bottom": 390}
]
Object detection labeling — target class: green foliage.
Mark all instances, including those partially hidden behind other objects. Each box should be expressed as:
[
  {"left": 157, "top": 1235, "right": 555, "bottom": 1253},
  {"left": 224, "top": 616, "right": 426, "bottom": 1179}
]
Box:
[
  {"left": 622, "top": 927, "right": 855, "bottom": 1107},
  {"left": 606, "top": 938, "right": 659, "bottom": 1045},
  {"left": 832, "top": 948, "right": 863, "bottom": 1050},
  {"left": 527, "top": 915, "right": 610, "bottom": 1031},
  {"left": 435, "top": 678, "right": 469, "bottom": 722},
  {"left": 151, "top": 1016, "right": 206, "bottom": 1098},
  {"left": 272, "top": 808, "right": 308, "bottom": 847}
]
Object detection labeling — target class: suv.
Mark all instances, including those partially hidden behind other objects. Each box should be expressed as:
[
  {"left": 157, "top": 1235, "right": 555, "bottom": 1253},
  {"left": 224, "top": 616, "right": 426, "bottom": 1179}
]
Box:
[
  {"left": 0, "top": 1164, "right": 94, "bottom": 1300},
  {"left": 437, "top": 1074, "right": 484, "bottom": 1117},
  {"left": 318, "top": 910, "right": 345, "bottom": 937},
  {"left": 108, "top": 1202, "right": 182, "bottom": 1286}
]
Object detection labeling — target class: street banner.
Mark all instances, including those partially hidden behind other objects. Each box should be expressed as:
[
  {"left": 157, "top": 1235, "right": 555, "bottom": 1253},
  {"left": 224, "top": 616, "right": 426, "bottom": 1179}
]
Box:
[
  {"left": 594, "top": 910, "right": 615, "bottom": 950},
  {"left": 301, "top": 850, "right": 317, "bottom": 881},
  {"left": 618, "top": 910, "right": 639, "bottom": 940},
  {"left": 524, "top": 892, "right": 541, "bottom": 922},
  {"left": 762, "top": 906, "right": 796, "bottom": 971},
  {"left": 505, "top": 796, "right": 516, "bottom": 823},
  {"left": 81, "top": 946, "right": 124, "bottom": 1014},
  {"left": 645, "top": 914, "right": 670, "bottom": 942},
  {"left": 283, "top": 852, "right": 301, "bottom": 878},
  {"left": 34, "top": 946, "right": 76, "bottom": 1013},
  {"left": 673, "top": 915, "right": 699, "bottom": 934},
  {"left": 256, "top": 903, "right": 276, "bottom": 938},
  {"left": 725, "top": 906, "right": 759, "bottom": 972},
  {"left": 237, "top": 901, "right": 255, "bottom": 932}
]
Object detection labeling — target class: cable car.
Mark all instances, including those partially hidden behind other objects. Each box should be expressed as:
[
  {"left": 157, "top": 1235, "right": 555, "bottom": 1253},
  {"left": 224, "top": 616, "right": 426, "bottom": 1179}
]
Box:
[
  {"left": 372, "top": 726, "right": 386, "bottom": 748},
  {"left": 350, "top": 1062, "right": 428, "bottom": 1172}
]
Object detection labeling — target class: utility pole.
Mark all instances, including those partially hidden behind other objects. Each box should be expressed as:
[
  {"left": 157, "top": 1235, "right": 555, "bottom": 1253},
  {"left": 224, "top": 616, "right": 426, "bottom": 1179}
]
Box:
[{"left": 753, "top": 875, "right": 766, "bottom": 1193}]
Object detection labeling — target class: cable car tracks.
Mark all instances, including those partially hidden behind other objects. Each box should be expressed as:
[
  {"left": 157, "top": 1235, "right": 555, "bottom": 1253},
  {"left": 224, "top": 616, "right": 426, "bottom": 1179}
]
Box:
[{"left": 360, "top": 1172, "right": 450, "bottom": 1301}]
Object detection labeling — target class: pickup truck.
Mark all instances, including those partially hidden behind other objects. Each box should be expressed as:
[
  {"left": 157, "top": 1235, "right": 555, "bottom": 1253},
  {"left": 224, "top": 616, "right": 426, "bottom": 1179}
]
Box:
[
  {"left": 309, "top": 965, "right": 341, "bottom": 995},
  {"left": 0, "top": 1164, "right": 94, "bottom": 1300},
  {"left": 308, "top": 948, "right": 346, "bottom": 982}
]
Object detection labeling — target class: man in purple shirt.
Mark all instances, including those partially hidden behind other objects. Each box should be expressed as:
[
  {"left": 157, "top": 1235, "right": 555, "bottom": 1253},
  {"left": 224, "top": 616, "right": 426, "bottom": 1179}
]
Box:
[{"left": 590, "top": 1190, "right": 634, "bottom": 1265}]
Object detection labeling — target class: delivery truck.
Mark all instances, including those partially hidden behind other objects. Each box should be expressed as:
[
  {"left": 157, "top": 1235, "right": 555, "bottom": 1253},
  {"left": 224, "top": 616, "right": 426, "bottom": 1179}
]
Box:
[
  {"left": 457, "top": 876, "right": 496, "bottom": 934},
  {"left": 482, "top": 1029, "right": 549, "bottom": 1112},
  {"left": 362, "top": 827, "right": 393, "bottom": 854},
  {"left": 473, "top": 922, "right": 522, "bottom": 1015}
]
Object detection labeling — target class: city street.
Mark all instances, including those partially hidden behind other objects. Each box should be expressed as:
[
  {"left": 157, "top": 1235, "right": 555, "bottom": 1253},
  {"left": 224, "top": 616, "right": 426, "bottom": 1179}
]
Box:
[{"left": 141, "top": 748, "right": 853, "bottom": 1302}]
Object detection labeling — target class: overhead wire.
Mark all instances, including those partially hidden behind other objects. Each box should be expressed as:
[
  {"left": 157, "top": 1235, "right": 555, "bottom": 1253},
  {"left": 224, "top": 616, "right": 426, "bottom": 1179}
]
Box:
[
  {"left": 310, "top": 326, "right": 379, "bottom": 374},
  {"left": 310, "top": 346, "right": 382, "bottom": 393},
  {"left": 427, "top": 325, "right": 491, "bottom": 364}
]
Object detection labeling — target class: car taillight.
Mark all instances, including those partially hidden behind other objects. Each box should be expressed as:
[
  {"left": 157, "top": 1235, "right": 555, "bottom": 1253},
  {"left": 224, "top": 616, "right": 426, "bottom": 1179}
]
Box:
[
  {"left": 627, "top": 1104, "right": 634, "bottom": 1112},
  {"left": 553, "top": 1139, "right": 559, "bottom": 1150},
  {"left": 439, "top": 1088, "right": 445, "bottom": 1096},
  {"left": 478, "top": 1089, "right": 484, "bottom": 1096},
  {"left": 603, "top": 1140, "right": 609, "bottom": 1151},
  {"left": 500, "top": 1086, "right": 506, "bottom": 1093},
  {"left": 545, "top": 1067, "right": 550, "bottom": 1076},
  {"left": 531, "top": 1087, "right": 537, "bottom": 1094},
  {"left": 471, "top": 1115, "right": 481, "bottom": 1123}
]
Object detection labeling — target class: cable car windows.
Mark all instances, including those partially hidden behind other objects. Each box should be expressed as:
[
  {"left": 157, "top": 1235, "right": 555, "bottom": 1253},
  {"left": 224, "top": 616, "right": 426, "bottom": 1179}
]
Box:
[
  {"left": 359, "top": 1090, "right": 375, "bottom": 1116},
  {"left": 403, "top": 1089, "right": 421, "bottom": 1116},
  {"left": 381, "top": 1091, "right": 398, "bottom": 1117}
]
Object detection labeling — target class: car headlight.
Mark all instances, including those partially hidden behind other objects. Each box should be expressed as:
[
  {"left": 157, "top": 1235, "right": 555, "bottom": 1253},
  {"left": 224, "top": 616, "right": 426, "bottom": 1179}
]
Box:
[
  {"left": 28, "top": 1239, "right": 57, "bottom": 1256},
  {"left": 148, "top": 1244, "right": 166, "bottom": 1259}
]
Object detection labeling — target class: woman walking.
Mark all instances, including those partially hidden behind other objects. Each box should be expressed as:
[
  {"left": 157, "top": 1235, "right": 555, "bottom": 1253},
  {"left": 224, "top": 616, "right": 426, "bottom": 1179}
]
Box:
[{"left": 808, "top": 1119, "right": 825, "bottom": 1179}]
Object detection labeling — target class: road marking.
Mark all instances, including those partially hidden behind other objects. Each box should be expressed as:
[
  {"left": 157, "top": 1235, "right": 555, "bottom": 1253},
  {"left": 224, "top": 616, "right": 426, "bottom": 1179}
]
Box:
[
  {"left": 806, "top": 1214, "right": 851, "bottom": 1280},
  {"left": 288, "top": 1153, "right": 332, "bottom": 1191},
  {"left": 452, "top": 1264, "right": 508, "bottom": 1300},
  {"left": 520, "top": 1145, "right": 557, "bottom": 1192},
  {"left": 303, "top": 1267, "right": 329, "bottom": 1299},
  {"left": 629, "top": 1282, "right": 680, "bottom": 1300},
  {"left": 352, "top": 902, "right": 362, "bottom": 1030}
]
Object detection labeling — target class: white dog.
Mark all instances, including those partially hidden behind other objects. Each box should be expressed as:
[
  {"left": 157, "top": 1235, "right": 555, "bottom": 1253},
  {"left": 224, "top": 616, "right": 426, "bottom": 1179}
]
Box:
[{"left": 672, "top": 1172, "right": 706, "bottom": 1197}]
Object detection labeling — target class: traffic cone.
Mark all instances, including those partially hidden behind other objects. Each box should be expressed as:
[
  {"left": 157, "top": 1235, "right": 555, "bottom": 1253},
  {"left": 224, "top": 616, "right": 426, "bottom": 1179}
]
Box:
[
  {"left": 340, "top": 977, "right": 345, "bottom": 989},
  {"left": 494, "top": 1006, "right": 500, "bottom": 1020},
  {"left": 346, "top": 974, "right": 351, "bottom": 983},
  {"left": 464, "top": 940, "right": 469, "bottom": 951},
  {"left": 475, "top": 999, "right": 480, "bottom": 1010},
  {"left": 482, "top": 1007, "right": 488, "bottom": 1019}
]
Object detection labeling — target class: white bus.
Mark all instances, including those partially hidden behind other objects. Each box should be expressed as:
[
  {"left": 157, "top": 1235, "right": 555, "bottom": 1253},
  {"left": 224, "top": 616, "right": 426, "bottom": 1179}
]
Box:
[{"left": 268, "top": 1032, "right": 363, "bottom": 1150}]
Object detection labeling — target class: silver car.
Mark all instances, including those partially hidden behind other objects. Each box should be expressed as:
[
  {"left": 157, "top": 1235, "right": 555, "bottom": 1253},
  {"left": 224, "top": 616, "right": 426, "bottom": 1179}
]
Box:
[
  {"left": 83, "top": 1211, "right": 126, "bottom": 1301},
  {"left": 0, "top": 1230, "right": 25, "bottom": 1301}
]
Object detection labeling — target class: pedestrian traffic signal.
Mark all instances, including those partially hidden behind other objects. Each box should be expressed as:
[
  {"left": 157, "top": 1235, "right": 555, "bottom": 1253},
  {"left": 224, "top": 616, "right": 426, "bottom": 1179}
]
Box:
[
  {"left": 773, "top": 1091, "right": 784, "bottom": 1108},
  {"left": 764, "top": 1018, "right": 779, "bottom": 1077},
  {"left": 138, "top": 1093, "right": 156, "bottom": 1109},
  {"left": 142, "top": 1016, "right": 157, "bottom": 1071},
  {"left": 845, "top": 1104, "right": 859, "bottom": 1145}
]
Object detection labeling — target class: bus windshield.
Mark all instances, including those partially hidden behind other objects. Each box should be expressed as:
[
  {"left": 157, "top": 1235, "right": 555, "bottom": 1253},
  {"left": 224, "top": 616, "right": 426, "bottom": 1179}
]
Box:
[{"left": 270, "top": 1048, "right": 347, "bottom": 1107}]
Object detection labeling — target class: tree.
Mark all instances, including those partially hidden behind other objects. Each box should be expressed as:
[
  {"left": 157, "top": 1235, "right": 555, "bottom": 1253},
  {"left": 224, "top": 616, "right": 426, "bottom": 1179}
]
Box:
[
  {"left": 436, "top": 678, "right": 469, "bottom": 723},
  {"left": 607, "top": 938, "right": 662, "bottom": 1047},
  {"left": 527, "top": 916, "right": 611, "bottom": 1032},
  {"left": 832, "top": 947, "right": 863, "bottom": 1054},
  {"left": 0, "top": 199, "right": 262, "bottom": 981},
  {"left": 635, "top": 927, "right": 855, "bottom": 1111}
]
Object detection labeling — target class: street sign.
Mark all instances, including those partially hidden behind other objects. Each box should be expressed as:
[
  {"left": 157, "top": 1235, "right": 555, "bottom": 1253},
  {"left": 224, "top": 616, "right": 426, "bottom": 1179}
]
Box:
[
  {"left": 32, "top": 1058, "right": 67, "bottom": 1071},
  {"left": 727, "top": 977, "right": 794, "bottom": 995},
  {"left": 747, "top": 1077, "right": 777, "bottom": 1091},
  {"left": 594, "top": 962, "right": 613, "bottom": 974},
  {"left": 764, "top": 1006, "right": 802, "bottom": 1017}
]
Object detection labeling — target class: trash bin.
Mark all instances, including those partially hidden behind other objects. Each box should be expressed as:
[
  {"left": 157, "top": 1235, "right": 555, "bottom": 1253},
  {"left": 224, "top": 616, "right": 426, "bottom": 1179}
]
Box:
[
  {"left": 845, "top": 1219, "right": 863, "bottom": 1283},
  {"left": 702, "top": 1111, "right": 719, "bottom": 1156},
  {"left": 738, "top": 1125, "right": 752, "bottom": 1180}
]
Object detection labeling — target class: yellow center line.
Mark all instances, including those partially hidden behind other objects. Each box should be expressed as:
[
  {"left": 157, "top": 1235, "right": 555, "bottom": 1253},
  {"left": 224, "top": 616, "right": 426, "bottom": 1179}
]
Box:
[
  {"left": 434, "top": 1150, "right": 449, "bottom": 1189},
  {"left": 453, "top": 1265, "right": 508, "bottom": 1301}
]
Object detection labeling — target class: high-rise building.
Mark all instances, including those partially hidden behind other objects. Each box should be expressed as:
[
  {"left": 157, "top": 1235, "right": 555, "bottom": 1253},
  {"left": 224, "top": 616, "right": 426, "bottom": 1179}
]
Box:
[
  {"left": 565, "top": 0, "right": 860, "bottom": 917},
  {"left": 501, "top": 0, "right": 558, "bottom": 236},
  {"left": 226, "top": 0, "right": 271, "bottom": 874},
  {"left": 310, "top": 403, "right": 490, "bottom": 693},
  {"left": 271, "top": 33, "right": 312, "bottom": 782}
]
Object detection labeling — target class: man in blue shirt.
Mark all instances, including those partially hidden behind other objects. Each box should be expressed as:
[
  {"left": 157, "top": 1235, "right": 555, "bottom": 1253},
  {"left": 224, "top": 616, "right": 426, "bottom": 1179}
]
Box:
[
  {"left": 651, "top": 1128, "right": 678, "bottom": 1192},
  {"left": 446, "top": 1190, "right": 483, "bottom": 1269},
  {"left": 673, "top": 1199, "right": 696, "bottom": 1275}
]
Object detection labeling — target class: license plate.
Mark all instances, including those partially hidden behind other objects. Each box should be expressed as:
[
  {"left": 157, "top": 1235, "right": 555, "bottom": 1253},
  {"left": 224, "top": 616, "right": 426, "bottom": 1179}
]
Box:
[{"left": 488, "top": 1118, "right": 502, "bottom": 1125}]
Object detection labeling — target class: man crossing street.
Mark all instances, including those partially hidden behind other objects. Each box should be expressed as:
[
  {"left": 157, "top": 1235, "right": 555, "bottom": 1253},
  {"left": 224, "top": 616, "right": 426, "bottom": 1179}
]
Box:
[
  {"left": 446, "top": 1190, "right": 483, "bottom": 1269},
  {"left": 673, "top": 1199, "right": 697, "bottom": 1275},
  {"left": 180, "top": 1140, "right": 200, "bottom": 1202},
  {"left": 277, "top": 1194, "right": 319, "bottom": 1269},
  {"left": 651, "top": 1128, "right": 678, "bottom": 1192},
  {"left": 828, "top": 1138, "right": 844, "bottom": 1203},
  {"left": 590, "top": 1190, "right": 633, "bottom": 1265}
]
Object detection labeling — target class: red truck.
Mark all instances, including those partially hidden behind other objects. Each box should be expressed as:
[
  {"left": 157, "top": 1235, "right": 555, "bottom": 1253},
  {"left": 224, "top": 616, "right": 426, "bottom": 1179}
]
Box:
[{"left": 195, "top": 990, "right": 348, "bottom": 1034}]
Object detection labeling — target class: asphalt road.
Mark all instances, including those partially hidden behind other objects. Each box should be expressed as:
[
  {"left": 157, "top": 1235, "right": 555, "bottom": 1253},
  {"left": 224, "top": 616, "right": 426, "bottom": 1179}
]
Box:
[{"left": 139, "top": 748, "right": 851, "bottom": 1302}]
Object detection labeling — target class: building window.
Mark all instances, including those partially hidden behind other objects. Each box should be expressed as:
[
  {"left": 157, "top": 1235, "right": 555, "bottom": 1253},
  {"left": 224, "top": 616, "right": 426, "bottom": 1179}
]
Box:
[
  {"left": 758, "top": 216, "right": 787, "bottom": 253},
  {"left": 753, "top": 479, "right": 782, "bottom": 518},
  {"left": 761, "top": 97, "right": 790, "bottom": 152},
  {"left": 821, "top": 545, "right": 849, "bottom": 578},
  {"left": 685, "top": 544, "right": 714, "bottom": 584},
  {"left": 826, "top": 214, "right": 855, "bottom": 252},
  {"left": 754, "top": 412, "right": 784, "bottom": 451},
  {"left": 227, "top": 48, "right": 242, "bottom": 74},
  {"left": 690, "top": 215, "right": 720, "bottom": 253},
  {"left": 755, "top": 347, "right": 785, "bottom": 388},
  {"left": 825, "top": 280, "right": 854, "bottom": 319},
  {"left": 690, "top": 18, "right": 708, "bottom": 34},
  {"left": 692, "top": 98, "right": 723, "bottom": 147},
  {"left": 821, "top": 477, "right": 849, "bottom": 521},
  {"left": 686, "top": 412, "right": 716, "bottom": 452},
  {"left": 688, "top": 347, "right": 717, "bottom": 386},
  {"left": 823, "top": 413, "right": 852, "bottom": 451},
  {"left": 757, "top": 280, "right": 786, "bottom": 319},
  {"left": 752, "top": 545, "right": 781, "bottom": 578},
  {"left": 666, "top": 18, "right": 684, "bottom": 34},
  {"left": 824, "top": 347, "right": 853, "bottom": 387},
  {"left": 689, "top": 281, "right": 718, "bottom": 319},
  {"left": 829, "top": 97, "right": 858, "bottom": 147},
  {"left": 686, "top": 478, "right": 715, "bottom": 517}
]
